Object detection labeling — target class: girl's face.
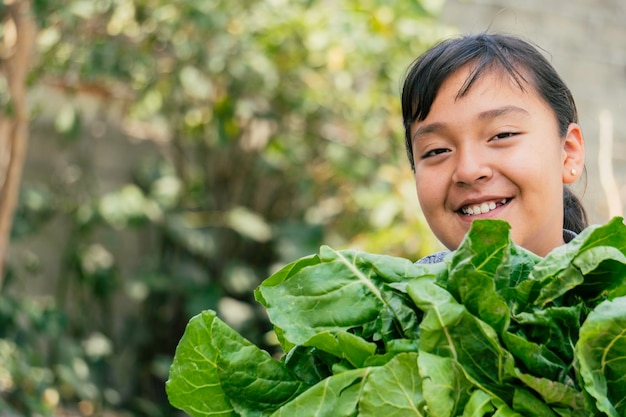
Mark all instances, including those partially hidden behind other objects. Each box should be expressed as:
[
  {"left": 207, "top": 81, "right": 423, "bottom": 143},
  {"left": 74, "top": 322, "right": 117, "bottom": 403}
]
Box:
[{"left": 410, "top": 66, "right": 584, "bottom": 256}]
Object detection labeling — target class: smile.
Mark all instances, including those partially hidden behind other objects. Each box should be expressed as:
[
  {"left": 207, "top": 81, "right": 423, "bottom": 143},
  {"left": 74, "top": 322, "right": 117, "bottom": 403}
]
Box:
[{"left": 461, "top": 199, "right": 509, "bottom": 216}]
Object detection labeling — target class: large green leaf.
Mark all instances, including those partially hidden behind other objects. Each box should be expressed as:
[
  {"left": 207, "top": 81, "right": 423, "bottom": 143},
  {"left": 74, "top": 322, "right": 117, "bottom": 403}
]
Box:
[
  {"left": 511, "top": 387, "right": 558, "bottom": 416},
  {"left": 166, "top": 311, "right": 234, "bottom": 417},
  {"left": 216, "top": 331, "right": 306, "bottom": 414},
  {"left": 418, "top": 351, "right": 472, "bottom": 417},
  {"left": 461, "top": 390, "right": 495, "bottom": 417},
  {"left": 166, "top": 310, "right": 305, "bottom": 417},
  {"left": 344, "top": 250, "right": 434, "bottom": 284},
  {"left": 577, "top": 296, "right": 626, "bottom": 417},
  {"left": 510, "top": 304, "right": 582, "bottom": 367},
  {"left": 405, "top": 277, "right": 465, "bottom": 357},
  {"left": 502, "top": 332, "right": 568, "bottom": 382},
  {"left": 303, "top": 331, "right": 376, "bottom": 368},
  {"left": 448, "top": 220, "right": 513, "bottom": 335},
  {"left": 406, "top": 277, "right": 517, "bottom": 399},
  {"left": 269, "top": 368, "right": 368, "bottom": 417},
  {"left": 527, "top": 217, "right": 626, "bottom": 307},
  {"left": 514, "top": 372, "right": 588, "bottom": 414},
  {"left": 256, "top": 245, "right": 424, "bottom": 350},
  {"left": 166, "top": 217, "right": 626, "bottom": 416},
  {"left": 360, "top": 353, "right": 426, "bottom": 416},
  {"left": 282, "top": 345, "right": 333, "bottom": 386}
]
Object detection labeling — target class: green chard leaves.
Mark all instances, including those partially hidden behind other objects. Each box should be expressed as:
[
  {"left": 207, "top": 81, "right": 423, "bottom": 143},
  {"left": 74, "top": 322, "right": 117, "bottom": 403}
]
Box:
[{"left": 166, "top": 217, "right": 626, "bottom": 416}]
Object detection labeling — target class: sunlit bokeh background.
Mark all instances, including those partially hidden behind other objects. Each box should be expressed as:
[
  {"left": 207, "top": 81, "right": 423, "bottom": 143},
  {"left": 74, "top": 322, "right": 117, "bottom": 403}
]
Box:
[{"left": 1, "top": 0, "right": 623, "bottom": 415}]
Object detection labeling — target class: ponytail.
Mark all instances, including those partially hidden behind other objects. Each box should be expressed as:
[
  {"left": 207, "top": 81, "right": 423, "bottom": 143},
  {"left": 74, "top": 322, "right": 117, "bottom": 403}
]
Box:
[{"left": 563, "top": 187, "right": 588, "bottom": 233}]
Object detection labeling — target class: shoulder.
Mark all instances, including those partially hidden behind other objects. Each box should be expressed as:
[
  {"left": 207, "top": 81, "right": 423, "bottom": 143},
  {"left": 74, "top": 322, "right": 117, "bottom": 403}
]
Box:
[
  {"left": 416, "top": 250, "right": 449, "bottom": 264},
  {"left": 417, "top": 229, "right": 578, "bottom": 264},
  {"left": 563, "top": 229, "right": 577, "bottom": 243}
]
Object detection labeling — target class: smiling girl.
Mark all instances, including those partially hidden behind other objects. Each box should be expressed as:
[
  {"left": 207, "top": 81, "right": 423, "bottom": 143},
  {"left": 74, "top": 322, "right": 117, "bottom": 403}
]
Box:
[{"left": 401, "top": 33, "right": 587, "bottom": 260}]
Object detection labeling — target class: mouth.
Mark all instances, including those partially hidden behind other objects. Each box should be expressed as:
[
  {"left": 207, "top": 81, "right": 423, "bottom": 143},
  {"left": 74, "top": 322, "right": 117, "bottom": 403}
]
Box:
[{"left": 459, "top": 198, "right": 510, "bottom": 216}]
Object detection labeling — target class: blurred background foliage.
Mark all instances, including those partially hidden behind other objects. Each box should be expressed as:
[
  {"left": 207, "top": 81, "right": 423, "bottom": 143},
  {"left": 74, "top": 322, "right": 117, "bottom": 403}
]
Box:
[{"left": 2, "top": 0, "right": 450, "bottom": 415}]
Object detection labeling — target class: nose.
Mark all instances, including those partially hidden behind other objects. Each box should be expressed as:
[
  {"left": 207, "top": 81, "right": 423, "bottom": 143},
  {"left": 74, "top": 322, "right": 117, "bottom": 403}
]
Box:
[{"left": 451, "top": 144, "right": 493, "bottom": 185}]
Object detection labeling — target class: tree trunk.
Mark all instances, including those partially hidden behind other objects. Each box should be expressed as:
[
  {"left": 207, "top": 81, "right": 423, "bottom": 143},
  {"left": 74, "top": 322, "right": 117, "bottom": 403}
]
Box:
[{"left": 0, "top": 0, "right": 37, "bottom": 288}]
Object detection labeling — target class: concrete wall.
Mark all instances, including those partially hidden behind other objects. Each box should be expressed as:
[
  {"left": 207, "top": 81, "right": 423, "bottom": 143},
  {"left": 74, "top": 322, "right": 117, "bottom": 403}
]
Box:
[
  {"left": 438, "top": 0, "right": 626, "bottom": 224},
  {"left": 8, "top": 85, "right": 159, "bottom": 296}
]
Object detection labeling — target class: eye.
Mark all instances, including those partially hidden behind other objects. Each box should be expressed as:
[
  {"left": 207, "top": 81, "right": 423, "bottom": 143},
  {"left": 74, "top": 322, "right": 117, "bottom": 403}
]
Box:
[
  {"left": 492, "top": 132, "right": 519, "bottom": 140},
  {"left": 421, "top": 148, "right": 450, "bottom": 159}
]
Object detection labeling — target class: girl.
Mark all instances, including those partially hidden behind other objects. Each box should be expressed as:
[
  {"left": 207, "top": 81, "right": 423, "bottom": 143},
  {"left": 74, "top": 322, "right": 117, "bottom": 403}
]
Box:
[{"left": 401, "top": 33, "right": 587, "bottom": 261}]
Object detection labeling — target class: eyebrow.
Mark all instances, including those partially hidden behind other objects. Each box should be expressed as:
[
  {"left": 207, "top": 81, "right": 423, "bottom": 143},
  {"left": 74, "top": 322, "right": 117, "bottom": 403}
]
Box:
[
  {"left": 477, "top": 105, "right": 529, "bottom": 120},
  {"left": 411, "top": 122, "right": 446, "bottom": 142},
  {"left": 411, "top": 105, "right": 530, "bottom": 142}
]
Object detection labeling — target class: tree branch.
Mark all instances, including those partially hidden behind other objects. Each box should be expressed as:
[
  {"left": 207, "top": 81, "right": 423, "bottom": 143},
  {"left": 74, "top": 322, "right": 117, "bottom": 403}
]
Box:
[{"left": 0, "top": 0, "right": 37, "bottom": 288}]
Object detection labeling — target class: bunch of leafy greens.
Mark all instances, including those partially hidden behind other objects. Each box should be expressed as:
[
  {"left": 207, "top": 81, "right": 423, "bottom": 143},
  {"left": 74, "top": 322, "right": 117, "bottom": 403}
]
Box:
[{"left": 166, "top": 218, "right": 626, "bottom": 416}]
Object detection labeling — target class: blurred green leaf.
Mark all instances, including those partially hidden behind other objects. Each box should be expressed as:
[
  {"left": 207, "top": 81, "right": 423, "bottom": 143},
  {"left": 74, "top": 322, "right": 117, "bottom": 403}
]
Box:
[
  {"left": 226, "top": 206, "right": 272, "bottom": 243},
  {"left": 9, "top": 0, "right": 448, "bottom": 415}
]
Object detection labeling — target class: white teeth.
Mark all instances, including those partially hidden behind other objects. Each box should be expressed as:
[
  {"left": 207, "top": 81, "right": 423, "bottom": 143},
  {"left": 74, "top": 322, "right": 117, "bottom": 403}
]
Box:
[{"left": 461, "top": 199, "right": 507, "bottom": 215}]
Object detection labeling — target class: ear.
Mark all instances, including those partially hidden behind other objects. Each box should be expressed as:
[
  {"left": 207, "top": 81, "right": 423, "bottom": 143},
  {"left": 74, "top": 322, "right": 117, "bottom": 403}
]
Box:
[{"left": 562, "top": 122, "right": 585, "bottom": 184}]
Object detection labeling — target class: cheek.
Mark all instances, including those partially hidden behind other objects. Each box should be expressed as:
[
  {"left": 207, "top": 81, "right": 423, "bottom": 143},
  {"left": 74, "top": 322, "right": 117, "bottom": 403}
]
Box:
[
  {"left": 504, "top": 154, "right": 564, "bottom": 208},
  {"left": 504, "top": 144, "right": 563, "bottom": 180},
  {"left": 414, "top": 172, "right": 443, "bottom": 210}
]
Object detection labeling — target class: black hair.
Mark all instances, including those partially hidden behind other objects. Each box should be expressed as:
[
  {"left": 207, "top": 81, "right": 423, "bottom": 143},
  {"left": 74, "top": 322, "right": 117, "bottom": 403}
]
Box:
[{"left": 401, "top": 33, "right": 588, "bottom": 233}]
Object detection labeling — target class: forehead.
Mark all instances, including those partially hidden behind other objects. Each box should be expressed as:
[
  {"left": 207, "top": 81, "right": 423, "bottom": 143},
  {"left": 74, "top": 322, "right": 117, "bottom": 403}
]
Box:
[
  {"left": 447, "top": 63, "right": 532, "bottom": 100},
  {"left": 410, "top": 65, "right": 555, "bottom": 140},
  {"left": 423, "top": 64, "right": 554, "bottom": 121}
]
